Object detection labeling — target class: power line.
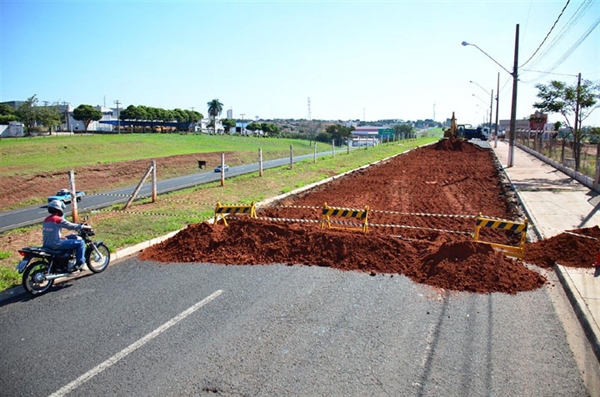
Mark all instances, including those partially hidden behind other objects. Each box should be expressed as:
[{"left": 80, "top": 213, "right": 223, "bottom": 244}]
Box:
[
  {"left": 524, "top": 0, "right": 594, "bottom": 71},
  {"left": 520, "top": 0, "right": 571, "bottom": 68},
  {"left": 521, "top": 68, "right": 578, "bottom": 77},
  {"left": 547, "top": 15, "right": 600, "bottom": 72}
]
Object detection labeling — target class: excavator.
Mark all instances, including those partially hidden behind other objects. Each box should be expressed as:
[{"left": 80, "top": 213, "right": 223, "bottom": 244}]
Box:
[
  {"left": 444, "top": 112, "right": 488, "bottom": 140},
  {"left": 443, "top": 112, "right": 458, "bottom": 139}
]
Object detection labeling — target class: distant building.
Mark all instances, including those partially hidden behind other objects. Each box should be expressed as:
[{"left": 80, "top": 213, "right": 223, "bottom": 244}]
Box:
[
  {"left": 499, "top": 119, "right": 530, "bottom": 133},
  {"left": 0, "top": 100, "right": 25, "bottom": 109},
  {"left": 0, "top": 121, "right": 24, "bottom": 137},
  {"left": 350, "top": 126, "right": 383, "bottom": 147},
  {"left": 226, "top": 109, "right": 233, "bottom": 119}
]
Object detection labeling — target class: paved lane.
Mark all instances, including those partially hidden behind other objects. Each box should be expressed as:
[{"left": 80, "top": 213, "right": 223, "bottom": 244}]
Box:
[{"left": 0, "top": 258, "right": 591, "bottom": 396}]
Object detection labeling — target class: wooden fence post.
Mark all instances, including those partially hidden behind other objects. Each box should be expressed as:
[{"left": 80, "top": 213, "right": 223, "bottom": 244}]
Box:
[
  {"left": 68, "top": 170, "right": 79, "bottom": 223},
  {"left": 220, "top": 153, "right": 225, "bottom": 186},
  {"left": 152, "top": 160, "right": 157, "bottom": 202},
  {"left": 124, "top": 162, "right": 154, "bottom": 210}
]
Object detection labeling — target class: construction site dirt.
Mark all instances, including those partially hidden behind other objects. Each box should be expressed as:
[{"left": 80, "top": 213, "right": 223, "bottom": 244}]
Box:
[{"left": 140, "top": 139, "right": 600, "bottom": 294}]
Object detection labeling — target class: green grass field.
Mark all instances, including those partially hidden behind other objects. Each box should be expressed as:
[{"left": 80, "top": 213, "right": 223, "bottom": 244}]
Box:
[
  {"left": 0, "top": 130, "right": 443, "bottom": 292},
  {"left": 0, "top": 133, "right": 329, "bottom": 176}
]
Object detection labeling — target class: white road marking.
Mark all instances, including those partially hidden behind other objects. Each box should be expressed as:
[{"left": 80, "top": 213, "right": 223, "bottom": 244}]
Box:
[{"left": 49, "top": 290, "right": 223, "bottom": 397}]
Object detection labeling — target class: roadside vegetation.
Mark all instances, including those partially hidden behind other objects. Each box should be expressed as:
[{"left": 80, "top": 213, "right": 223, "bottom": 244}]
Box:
[
  {"left": 0, "top": 133, "right": 331, "bottom": 176},
  {"left": 0, "top": 131, "right": 441, "bottom": 292}
]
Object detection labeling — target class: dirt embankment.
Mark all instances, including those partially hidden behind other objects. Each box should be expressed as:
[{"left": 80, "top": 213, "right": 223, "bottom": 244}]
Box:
[
  {"left": 141, "top": 139, "right": 599, "bottom": 294},
  {"left": 0, "top": 152, "right": 237, "bottom": 209}
]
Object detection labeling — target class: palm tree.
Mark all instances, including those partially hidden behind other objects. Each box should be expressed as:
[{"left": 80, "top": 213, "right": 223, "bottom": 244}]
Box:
[{"left": 207, "top": 99, "right": 223, "bottom": 134}]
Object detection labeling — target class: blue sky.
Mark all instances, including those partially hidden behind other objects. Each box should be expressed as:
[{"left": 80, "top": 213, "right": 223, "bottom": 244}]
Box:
[{"left": 1, "top": 0, "right": 598, "bottom": 126}]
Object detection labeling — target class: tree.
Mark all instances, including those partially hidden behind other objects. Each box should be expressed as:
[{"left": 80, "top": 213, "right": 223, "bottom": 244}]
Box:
[
  {"left": 0, "top": 103, "right": 18, "bottom": 124},
  {"left": 245, "top": 121, "right": 261, "bottom": 135},
  {"left": 534, "top": 78, "right": 600, "bottom": 170},
  {"left": 207, "top": 99, "right": 223, "bottom": 134},
  {"left": 16, "top": 95, "right": 39, "bottom": 133},
  {"left": 73, "top": 104, "right": 102, "bottom": 131},
  {"left": 394, "top": 123, "right": 414, "bottom": 140},
  {"left": 221, "top": 118, "right": 236, "bottom": 134},
  {"left": 325, "top": 124, "right": 352, "bottom": 146},
  {"left": 37, "top": 104, "right": 62, "bottom": 133}
]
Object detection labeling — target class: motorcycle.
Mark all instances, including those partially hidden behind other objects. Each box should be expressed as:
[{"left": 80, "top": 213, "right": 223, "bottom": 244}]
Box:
[{"left": 16, "top": 227, "right": 110, "bottom": 296}]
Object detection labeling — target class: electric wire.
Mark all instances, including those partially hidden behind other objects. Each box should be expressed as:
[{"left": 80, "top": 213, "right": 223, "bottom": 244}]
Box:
[
  {"left": 524, "top": 0, "right": 595, "bottom": 73},
  {"left": 546, "top": 15, "right": 600, "bottom": 73},
  {"left": 520, "top": 0, "right": 571, "bottom": 68}
]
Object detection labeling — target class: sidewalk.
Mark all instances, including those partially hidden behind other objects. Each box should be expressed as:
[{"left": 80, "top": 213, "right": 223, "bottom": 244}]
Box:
[{"left": 491, "top": 140, "right": 600, "bottom": 361}]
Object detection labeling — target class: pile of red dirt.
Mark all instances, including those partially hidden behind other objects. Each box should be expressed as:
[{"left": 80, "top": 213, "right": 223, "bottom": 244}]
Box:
[
  {"left": 140, "top": 139, "right": 552, "bottom": 294},
  {"left": 524, "top": 226, "right": 600, "bottom": 268},
  {"left": 140, "top": 219, "right": 546, "bottom": 294}
]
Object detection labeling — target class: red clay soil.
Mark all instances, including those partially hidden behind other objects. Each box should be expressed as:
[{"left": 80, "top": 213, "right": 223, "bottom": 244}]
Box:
[
  {"left": 140, "top": 139, "right": 553, "bottom": 294},
  {"left": 524, "top": 226, "right": 600, "bottom": 268}
]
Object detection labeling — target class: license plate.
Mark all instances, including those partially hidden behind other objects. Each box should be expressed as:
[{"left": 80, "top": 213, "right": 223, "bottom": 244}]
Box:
[{"left": 16, "top": 259, "right": 29, "bottom": 273}]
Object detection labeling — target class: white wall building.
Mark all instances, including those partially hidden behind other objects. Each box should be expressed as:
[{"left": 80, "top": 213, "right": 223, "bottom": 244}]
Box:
[{"left": 0, "top": 121, "right": 24, "bottom": 137}]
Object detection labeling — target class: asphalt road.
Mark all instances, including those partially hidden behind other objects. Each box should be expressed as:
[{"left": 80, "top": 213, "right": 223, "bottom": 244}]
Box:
[
  {"left": 0, "top": 258, "right": 596, "bottom": 396},
  {"left": 0, "top": 151, "right": 335, "bottom": 233}
]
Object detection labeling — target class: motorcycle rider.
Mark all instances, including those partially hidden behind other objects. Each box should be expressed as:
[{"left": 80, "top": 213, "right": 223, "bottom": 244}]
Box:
[{"left": 43, "top": 200, "right": 91, "bottom": 271}]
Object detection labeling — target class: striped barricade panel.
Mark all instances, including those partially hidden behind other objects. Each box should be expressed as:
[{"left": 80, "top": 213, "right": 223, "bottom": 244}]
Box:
[
  {"left": 214, "top": 201, "right": 257, "bottom": 226},
  {"left": 321, "top": 202, "right": 369, "bottom": 234},
  {"left": 474, "top": 214, "right": 528, "bottom": 258}
]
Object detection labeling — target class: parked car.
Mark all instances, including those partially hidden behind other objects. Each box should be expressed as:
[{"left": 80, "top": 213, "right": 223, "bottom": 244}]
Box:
[
  {"left": 47, "top": 189, "right": 85, "bottom": 204},
  {"left": 214, "top": 164, "right": 230, "bottom": 173}
]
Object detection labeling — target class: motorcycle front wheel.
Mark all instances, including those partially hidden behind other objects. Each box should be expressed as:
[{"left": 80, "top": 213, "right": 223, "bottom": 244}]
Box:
[
  {"left": 22, "top": 260, "right": 53, "bottom": 296},
  {"left": 86, "top": 243, "right": 110, "bottom": 273}
]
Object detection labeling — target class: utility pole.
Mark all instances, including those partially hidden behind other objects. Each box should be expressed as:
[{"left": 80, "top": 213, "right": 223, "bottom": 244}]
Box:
[
  {"left": 114, "top": 100, "right": 121, "bottom": 134},
  {"left": 574, "top": 72, "right": 582, "bottom": 170},
  {"left": 240, "top": 113, "right": 245, "bottom": 135},
  {"left": 507, "top": 24, "right": 519, "bottom": 168},
  {"left": 489, "top": 89, "right": 493, "bottom": 139},
  {"left": 494, "top": 72, "right": 500, "bottom": 148}
]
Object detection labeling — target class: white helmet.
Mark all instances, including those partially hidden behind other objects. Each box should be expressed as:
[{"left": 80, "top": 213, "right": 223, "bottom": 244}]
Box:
[{"left": 48, "top": 200, "right": 65, "bottom": 215}]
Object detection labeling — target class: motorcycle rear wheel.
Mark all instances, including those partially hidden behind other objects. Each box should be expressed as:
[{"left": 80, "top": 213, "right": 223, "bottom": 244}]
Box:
[
  {"left": 86, "top": 243, "right": 110, "bottom": 273},
  {"left": 22, "top": 260, "right": 54, "bottom": 296}
]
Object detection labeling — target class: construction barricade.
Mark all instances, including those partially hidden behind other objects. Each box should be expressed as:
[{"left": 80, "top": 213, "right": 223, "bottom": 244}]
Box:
[
  {"left": 321, "top": 202, "right": 369, "bottom": 234},
  {"left": 473, "top": 214, "right": 528, "bottom": 258},
  {"left": 214, "top": 201, "right": 257, "bottom": 226}
]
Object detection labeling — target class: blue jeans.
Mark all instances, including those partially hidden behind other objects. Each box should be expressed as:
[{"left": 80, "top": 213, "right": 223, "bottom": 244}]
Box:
[{"left": 57, "top": 239, "right": 86, "bottom": 265}]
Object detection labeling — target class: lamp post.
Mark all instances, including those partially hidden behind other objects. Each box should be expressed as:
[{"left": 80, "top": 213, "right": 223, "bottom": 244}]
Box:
[
  {"left": 470, "top": 80, "right": 494, "bottom": 141},
  {"left": 462, "top": 23, "right": 519, "bottom": 167}
]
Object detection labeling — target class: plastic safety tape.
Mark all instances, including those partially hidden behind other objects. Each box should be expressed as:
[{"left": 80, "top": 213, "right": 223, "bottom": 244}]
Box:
[{"left": 227, "top": 216, "right": 469, "bottom": 235}]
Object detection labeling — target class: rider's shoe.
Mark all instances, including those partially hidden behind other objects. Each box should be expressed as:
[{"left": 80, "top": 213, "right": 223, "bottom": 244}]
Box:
[{"left": 67, "top": 262, "right": 84, "bottom": 272}]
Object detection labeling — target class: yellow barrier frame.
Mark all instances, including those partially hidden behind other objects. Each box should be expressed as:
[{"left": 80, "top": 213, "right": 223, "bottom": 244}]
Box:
[
  {"left": 321, "top": 202, "right": 369, "bottom": 234},
  {"left": 214, "top": 201, "right": 257, "bottom": 226},
  {"left": 473, "top": 214, "right": 528, "bottom": 258}
]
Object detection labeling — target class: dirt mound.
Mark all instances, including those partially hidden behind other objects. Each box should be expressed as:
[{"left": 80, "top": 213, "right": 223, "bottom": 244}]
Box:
[
  {"left": 140, "top": 218, "right": 545, "bottom": 294},
  {"left": 433, "top": 137, "right": 483, "bottom": 152},
  {"left": 524, "top": 226, "right": 600, "bottom": 268},
  {"left": 139, "top": 139, "right": 576, "bottom": 294}
]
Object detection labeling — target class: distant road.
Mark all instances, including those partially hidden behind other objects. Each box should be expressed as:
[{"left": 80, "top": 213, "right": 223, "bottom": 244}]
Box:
[{"left": 0, "top": 150, "right": 343, "bottom": 233}]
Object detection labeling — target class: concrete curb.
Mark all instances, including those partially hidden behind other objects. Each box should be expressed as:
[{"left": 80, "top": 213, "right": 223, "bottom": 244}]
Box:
[{"left": 554, "top": 263, "right": 600, "bottom": 363}]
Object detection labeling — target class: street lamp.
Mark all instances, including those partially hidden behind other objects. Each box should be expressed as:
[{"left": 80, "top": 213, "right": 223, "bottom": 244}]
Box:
[
  {"left": 472, "top": 91, "right": 493, "bottom": 136},
  {"left": 462, "top": 24, "right": 519, "bottom": 167}
]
